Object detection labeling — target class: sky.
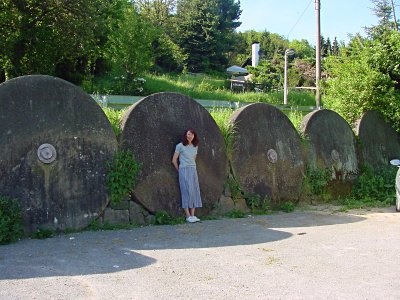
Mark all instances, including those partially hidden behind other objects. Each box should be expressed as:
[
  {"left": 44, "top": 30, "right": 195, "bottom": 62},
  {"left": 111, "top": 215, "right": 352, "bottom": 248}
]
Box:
[{"left": 237, "top": 0, "right": 382, "bottom": 45}]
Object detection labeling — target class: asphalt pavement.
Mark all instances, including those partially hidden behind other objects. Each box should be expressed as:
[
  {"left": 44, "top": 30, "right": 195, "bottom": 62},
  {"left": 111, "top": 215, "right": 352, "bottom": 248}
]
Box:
[{"left": 1, "top": 205, "right": 399, "bottom": 300}]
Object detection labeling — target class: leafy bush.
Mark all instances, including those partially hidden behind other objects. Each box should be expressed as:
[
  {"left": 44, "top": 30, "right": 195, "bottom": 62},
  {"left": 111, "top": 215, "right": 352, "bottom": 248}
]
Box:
[
  {"left": 32, "top": 228, "right": 54, "bottom": 239},
  {"left": 303, "top": 167, "right": 332, "bottom": 196},
  {"left": 0, "top": 196, "right": 23, "bottom": 244},
  {"left": 106, "top": 150, "right": 141, "bottom": 205},
  {"left": 324, "top": 30, "right": 400, "bottom": 130},
  {"left": 245, "top": 193, "right": 271, "bottom": 214},
  {"left": 340, "top": 165, "right": 396, "bottom": 209},
  {"left": 225, "top": 176, "right": 243, "bottom": 201},
  {"left": 279, "top": 201, "right": 295, "bottom": 213}
]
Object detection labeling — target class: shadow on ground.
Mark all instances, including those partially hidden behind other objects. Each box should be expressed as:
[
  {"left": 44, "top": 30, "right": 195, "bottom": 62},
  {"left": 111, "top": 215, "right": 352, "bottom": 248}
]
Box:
[{"left": 0, "top": 210, "right": 366, "bottom": 280}]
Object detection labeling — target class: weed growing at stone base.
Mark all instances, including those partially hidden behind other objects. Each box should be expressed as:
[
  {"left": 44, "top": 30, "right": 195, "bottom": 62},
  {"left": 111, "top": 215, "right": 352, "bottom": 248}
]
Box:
[
  {"left": 106, "top": 150, "right": 141, "bottom": 206},
  {"left": 32, "top": 228, "right": 54, "bottom": 239},
  {"left": 279, "top": 201, "right": 295, "bottom": 213},
  {"left": 303, "top": 167, "right": 332, "bottom": 196},
  {"left": 0, "top": 196, "right": 23, "bottom": 245},
  {"left": 225, "top": 209, "right": 246, "bottom": 218},
  {"left": 87, "top": 220, "right": 138, "bottom": 231},
  {"left": 339, "top": 165, "right": 396, "bottom": 209},
  {"left": 154, "top": 211, "right": 185, "bottom": 225},
  {"left": 245, "top": 193, "right": 272, "bottom": 214},
  {"left": 225, "top": 176, "right": 243, "bottom": 202}
]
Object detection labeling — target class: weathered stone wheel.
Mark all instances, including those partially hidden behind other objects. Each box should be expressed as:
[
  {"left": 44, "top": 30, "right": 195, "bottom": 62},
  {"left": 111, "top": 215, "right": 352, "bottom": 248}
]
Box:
[
  {"left": 355, "top": 110, "right": 400, "bottom": 168},
  {"left": 229, "top": 103, "right": 305, "bottom": 204},
  {"left": 300, "top": 109, "right": 359, "bottom": 196},
  {"left": 120, "top": 92, "right": 228, "bottom": 216},
  {"left": 0, "top": 75, "right": 117, "bottom": 233}
]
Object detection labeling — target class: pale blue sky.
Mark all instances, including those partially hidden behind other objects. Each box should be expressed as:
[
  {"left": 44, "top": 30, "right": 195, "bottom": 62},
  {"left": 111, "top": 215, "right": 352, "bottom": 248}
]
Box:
[{"left": 237, "top": 0, "right": 384, "bottom": 44}]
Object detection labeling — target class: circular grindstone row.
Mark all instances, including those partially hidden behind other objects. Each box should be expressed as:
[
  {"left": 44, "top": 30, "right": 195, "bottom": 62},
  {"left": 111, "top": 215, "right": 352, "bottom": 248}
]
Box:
[
  {"left": 0, "top": 75, "right": 117, "bottom": 233},
  {"left": 229, "top": 103, "right": 304, "bottom": 204},
  {"left": 120, "top": 92, "right": 228, "bottom": 216}
]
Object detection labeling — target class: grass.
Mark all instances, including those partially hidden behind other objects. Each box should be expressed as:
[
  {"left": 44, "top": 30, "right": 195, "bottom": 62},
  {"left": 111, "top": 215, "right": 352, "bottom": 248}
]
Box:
[
  {"left": 209, "top": 107, "right": 235, "bottom": 158},
  {"left": 142, "top": 73, "right": 316, "bottom": 106},
  {"left": 85, "top": 72, "right": 317, "bottom": 107},
  {"left": 102, "top": 107, "right": 127, "bottom": 138}
]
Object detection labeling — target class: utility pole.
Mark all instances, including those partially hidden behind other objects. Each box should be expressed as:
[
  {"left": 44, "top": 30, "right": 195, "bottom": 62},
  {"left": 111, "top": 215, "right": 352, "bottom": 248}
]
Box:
[
  {"left": 390, "top": 0, "right": 399, "bottom": 31},
  {"left": 315, "top": 0, "right": 321, "bottom": 109}
]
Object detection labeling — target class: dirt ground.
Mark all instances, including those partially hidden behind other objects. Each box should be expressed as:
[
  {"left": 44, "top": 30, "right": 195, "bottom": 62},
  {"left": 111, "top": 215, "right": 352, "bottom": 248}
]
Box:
[{"left": 1, "top": 205, "right": 400, "bottom": 300}]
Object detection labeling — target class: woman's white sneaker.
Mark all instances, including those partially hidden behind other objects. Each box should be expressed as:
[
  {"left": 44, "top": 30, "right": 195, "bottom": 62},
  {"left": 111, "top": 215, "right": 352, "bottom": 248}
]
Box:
[
  {"left": 192, "top": 216, "right": 200, "bottom": 222},
  {"left": 186, "top": 216, "right": 195, "bottom": 223}
]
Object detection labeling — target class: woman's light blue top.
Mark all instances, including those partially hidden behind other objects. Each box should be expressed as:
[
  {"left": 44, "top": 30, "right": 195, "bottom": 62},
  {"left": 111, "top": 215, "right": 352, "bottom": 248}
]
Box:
[{"left": 175, "top": 143, "right": 198, "bottom": 168}]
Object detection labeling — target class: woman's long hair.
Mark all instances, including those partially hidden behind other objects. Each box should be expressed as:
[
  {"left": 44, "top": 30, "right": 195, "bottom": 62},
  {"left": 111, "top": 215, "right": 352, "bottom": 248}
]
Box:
[{"left": 182, "top": 128, "right": 199, "bottom": 146}]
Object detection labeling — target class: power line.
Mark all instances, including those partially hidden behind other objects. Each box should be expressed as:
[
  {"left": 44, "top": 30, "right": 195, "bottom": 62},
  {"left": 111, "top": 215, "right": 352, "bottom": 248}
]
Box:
[{"left": 286, "top": 0, "right": 314, "bottom": 39}]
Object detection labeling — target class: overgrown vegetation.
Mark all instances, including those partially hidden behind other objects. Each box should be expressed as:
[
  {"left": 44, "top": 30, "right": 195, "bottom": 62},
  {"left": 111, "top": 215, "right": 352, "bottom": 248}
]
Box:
[
  {"left": 245, "top": 193, "right": 272, "bottom": 215},
  {"left": 106, "top": 150, "right": 141, "bottom": 205},
  {"left": 339, "top": 165, "right": 396, "bottom": 209},
  {"left": 303, "top": 167, "right": 332, "bottom": 197},
  {"left": 154, "top": 210, "right": 185, "bottom": 225},
  {"left": 87, "top": 220, "right": 138, "bottom": 231},
  {"left": 141, "top": 73, "right": 316, "bottom": 106},
  {"left": 0, "top": 196, "right": 23, "bottom": 245},
  {"left": 225, "top": 209, "right": 246, "bottom": 218},
  {"left": 209, "top": 108, "right": 236, "bottom": 159},
  {"left": 286, "top": 109, "right": 306, "bottom": 133},
  {"left": 31, "top": 228, "right": 54, "bottom": 239},
  {"left": 279, "top": 201, "right": 295, "bottom": 213},
  {"left": 102, "top": 107, "right": 127, "bottom": 138}
]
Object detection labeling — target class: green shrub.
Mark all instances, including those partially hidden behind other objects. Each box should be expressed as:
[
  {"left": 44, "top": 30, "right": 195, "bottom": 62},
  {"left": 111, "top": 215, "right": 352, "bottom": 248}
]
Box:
[
  {"left": 154, "top": 210, "right": 185, "bottom": 225},
  {"left": 245, "top": 193, "right": 271, "bottom": 214},
  {"left": 106, "top": 150, "right": 141, "bottom": 205},
  {"left": 226, "top": 176, "right": 243, "bottom": 202},
  {"left": 279, "top": 201, "right": 295, "bottom": 213},
  {"left": 226, "top": 209, "right": 245, "bottom": 218},
  {"left": 339, "top": 165, "right": 396, "bottom": 209},
  {"left": 32, "top": 228, "right": 54, "bottom": 239},
  {"left": 303, "top": 167, "right": 332, "bottom": 196},
  {"left": 0, "top": 196, "right": 23, "bottom": 244}
]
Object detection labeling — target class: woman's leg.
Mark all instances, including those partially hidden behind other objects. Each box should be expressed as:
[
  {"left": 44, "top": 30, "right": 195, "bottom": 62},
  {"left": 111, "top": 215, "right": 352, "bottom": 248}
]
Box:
[
  {"left": 183, "top": 208, "right": 190, "bottom": 217},
  {"left": 189, "top": 208, "right": 195, "bottom": 216}
]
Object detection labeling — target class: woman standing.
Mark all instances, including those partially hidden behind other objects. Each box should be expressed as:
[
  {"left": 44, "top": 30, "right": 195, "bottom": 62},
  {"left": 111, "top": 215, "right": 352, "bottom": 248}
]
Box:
[{"left": 172, "top": 128, "right": 202, "bottom": 223}]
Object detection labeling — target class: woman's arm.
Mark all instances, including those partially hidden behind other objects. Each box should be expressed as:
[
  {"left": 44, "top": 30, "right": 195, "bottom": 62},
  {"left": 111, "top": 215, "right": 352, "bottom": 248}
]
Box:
[{"left": 172, "top": 152, "right": 179, "bottom": 171}]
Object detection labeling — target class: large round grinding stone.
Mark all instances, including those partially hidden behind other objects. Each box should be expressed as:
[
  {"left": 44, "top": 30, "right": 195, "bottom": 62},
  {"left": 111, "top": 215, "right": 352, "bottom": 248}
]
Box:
[
  {"left": 0, "top": 75, "right": 117, "bottom": 233},
  {"left": 355, "top": 110, "right": 400, "bottom": 168},
  {"left": 300, "top": 109, "right": 359, "bottom": 180},
  {"left": 120, "top": 92, "right": 227, "bottom": 216},
  {"left": 229, "top": 103, "right": 304, "bottom": 203}
]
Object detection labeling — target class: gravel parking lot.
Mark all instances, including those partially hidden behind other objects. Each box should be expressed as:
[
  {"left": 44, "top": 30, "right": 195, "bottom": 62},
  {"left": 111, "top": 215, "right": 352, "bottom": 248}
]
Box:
[{"left": 1, "top": 205, "right": 400, "bottom": 300}]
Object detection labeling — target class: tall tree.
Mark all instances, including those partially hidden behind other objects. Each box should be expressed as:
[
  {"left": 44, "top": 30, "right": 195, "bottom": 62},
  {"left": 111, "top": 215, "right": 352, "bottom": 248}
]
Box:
[
  {"left": 332, "top": 37, "right": 340, "bottom": 56},
  {"left": 324, "top": 30, "right": 400, "bottom": 130},
  {"left": 0, "top": 0, "right": 114, "bottom": 82},
  {"left": 367, "top": 0, "right": 398, "bottom": 37},
  {"left": 135, "top": 0, "right": 185, "bottom": 71},
  {"left": 175, "top": 0, "right": 241, "bottom": 72},
  {"left": 289, "top": 39, "right": 314, "bottom": 59},
  {"left": 105, "top": 2, "right": 157, "bottom": 81}
]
